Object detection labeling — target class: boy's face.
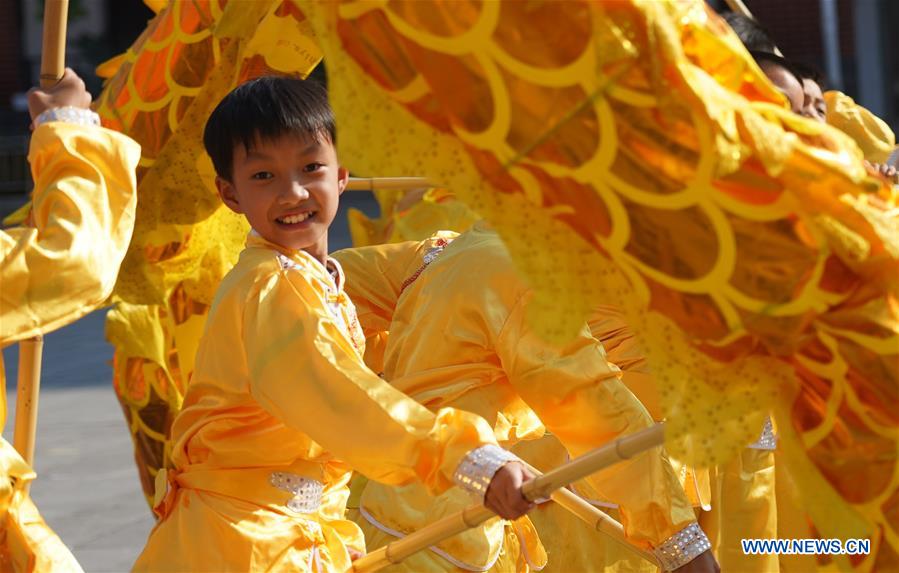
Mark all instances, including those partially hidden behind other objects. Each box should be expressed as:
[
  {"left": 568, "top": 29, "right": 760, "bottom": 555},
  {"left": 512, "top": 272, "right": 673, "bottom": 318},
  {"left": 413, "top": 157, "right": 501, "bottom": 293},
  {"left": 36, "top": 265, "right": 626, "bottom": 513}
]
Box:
[
  {"left": 216, "top": 133, "right": 348, "bottom": 258},
  {"left": 761, "top": 62, "right": 804, "bottom": 116},
  {"left": 801, "top": 78, "right": 826, "bottom": 123}
]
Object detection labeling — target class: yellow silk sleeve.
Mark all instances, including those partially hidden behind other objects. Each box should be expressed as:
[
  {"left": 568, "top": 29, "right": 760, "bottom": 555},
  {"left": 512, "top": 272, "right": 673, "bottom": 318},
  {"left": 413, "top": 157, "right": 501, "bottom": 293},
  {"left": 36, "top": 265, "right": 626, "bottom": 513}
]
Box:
[
  {"left": 0, "top": 123, "right": 139, "bottom": 345},
  {"left": 333, "top": 241, "right": 422, "bottom": 335},
  {"left": 499, "top": 293, "right": 695, "bottom": 549},
  {"left": 334, "top": 232, "right": 459, "bottom": 335},
  {"left": 242, "top": 267, "right": 496, "bottom": 494}
]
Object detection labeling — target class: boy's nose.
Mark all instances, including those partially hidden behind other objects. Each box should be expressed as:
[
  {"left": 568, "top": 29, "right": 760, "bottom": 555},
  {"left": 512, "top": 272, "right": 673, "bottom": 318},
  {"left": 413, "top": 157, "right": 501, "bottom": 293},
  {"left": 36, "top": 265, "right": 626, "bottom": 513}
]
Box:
[{"left": 280, "top": 182, "right": 310, "bottom": 202}]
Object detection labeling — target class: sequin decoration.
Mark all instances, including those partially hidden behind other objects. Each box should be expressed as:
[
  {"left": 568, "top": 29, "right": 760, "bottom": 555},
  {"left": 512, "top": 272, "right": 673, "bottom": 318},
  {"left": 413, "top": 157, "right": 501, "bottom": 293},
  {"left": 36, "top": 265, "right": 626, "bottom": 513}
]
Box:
[
  {"left": 269, "top": 472, "right": 324, "bottom": 514},
  {"left": 653, "top": 523, "right": 713, "bottom": 571}
]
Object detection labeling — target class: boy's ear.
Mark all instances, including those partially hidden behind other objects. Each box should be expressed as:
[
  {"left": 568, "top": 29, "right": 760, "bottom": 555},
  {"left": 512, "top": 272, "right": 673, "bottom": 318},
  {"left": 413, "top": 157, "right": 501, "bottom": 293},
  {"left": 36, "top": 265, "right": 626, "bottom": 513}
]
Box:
[
  {"left": 337, "top": 166, "right": 349, "bottom": 196},
  {"left": 216, "top": 176, "right": 243, "bottom": 214}
]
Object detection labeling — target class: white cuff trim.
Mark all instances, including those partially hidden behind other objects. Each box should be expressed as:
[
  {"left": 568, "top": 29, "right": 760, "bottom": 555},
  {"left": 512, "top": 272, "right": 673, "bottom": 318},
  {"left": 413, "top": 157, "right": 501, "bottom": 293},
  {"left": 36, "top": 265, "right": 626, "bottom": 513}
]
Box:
[
  {"left": 33, "top": 106, "right": 101, "bottom": 129},
  {"left": 653, "top": 522, "right": 711, "bottom": 571},
  {"left": 453, "top": 445, "right": 517, "bottom": 499}
]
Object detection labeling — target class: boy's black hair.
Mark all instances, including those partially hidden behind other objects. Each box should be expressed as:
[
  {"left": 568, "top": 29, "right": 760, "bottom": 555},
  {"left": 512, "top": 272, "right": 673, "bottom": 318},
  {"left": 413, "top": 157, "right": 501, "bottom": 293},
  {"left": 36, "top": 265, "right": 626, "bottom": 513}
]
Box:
[
  {"left": 723, "top": 12, "right": 778, "bottom": 53},
  {"left": 790, "top": 61, "right": 826, "bottom": 88},
  {"left": 749, "top": 51, "right": 804, "bottom": 83},
  {"left": 203, "top": 76, "right": 336, "bottom": 180}
]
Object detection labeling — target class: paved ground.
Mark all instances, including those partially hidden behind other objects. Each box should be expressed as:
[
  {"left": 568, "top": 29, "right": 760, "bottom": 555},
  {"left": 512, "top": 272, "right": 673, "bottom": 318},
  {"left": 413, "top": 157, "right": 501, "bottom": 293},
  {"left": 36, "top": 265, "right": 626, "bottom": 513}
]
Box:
[{"left": 2, "top": 192, "right": 380, "bottom": 572}]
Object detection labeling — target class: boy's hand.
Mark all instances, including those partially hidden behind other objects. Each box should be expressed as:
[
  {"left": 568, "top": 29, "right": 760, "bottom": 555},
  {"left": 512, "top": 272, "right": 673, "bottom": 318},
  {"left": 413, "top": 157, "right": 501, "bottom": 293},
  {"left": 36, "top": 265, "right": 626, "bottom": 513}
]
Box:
[
  {"left": 672, "top": 550, "right": 720, "bottom": 573},
  {"left": 483, "top": 461, "right": 535, "bottom": 520},
  {"left": 27, "top": 68, "right": 92, "bottom": 121}
]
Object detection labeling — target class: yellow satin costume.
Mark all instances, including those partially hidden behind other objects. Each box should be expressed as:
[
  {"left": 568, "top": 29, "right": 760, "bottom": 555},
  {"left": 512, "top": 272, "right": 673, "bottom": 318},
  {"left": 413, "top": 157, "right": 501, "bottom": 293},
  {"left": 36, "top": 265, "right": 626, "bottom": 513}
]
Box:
[
  {"left": 334, "top": 225, "right": 698, "bottom": 572},
  {"left": 1, "top": 122, "right": 139, "bottom": 572},
  {"left": 132, "top": 233, "right": 500, "bottom": 573}
]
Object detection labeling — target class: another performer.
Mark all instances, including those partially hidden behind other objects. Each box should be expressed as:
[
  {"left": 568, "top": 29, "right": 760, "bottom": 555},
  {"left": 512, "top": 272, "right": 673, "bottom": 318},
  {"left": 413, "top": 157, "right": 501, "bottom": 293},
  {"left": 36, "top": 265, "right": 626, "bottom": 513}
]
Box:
[
  {"left": 1, "top": 68, "right": 140, "bottom": 572},
  {"left": 132, "top": 77, "right": 534, "bottom": 572},
  {"left": 334, "top": 226, "right": 719, "bottom": 573}
]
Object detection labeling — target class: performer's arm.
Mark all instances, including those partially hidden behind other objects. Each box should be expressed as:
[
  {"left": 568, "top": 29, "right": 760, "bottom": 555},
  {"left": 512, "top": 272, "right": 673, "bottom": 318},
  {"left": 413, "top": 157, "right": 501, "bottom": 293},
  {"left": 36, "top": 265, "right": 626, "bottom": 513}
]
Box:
[
  {"left": 500, "top": 293, "right": 708, "bottom": 565},
  {"left": 334, "top": 232, "right": 457, "bottom": 372},
  {"left": 0, "top": 69, "right": 139, "bottom": 345},
  {"left": 333, "top": 232, "right": 458, "bottom": 335},
  {"left": 242, "top": 266, "right": 531, "bottom": 516}
]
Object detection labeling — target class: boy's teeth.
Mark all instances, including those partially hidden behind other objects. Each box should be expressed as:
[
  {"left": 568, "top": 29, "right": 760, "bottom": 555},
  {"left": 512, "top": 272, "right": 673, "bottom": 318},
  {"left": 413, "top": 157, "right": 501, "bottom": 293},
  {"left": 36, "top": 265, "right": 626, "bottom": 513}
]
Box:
[{"left": 280, "top": 212, "right": 312, "bottom": 224}]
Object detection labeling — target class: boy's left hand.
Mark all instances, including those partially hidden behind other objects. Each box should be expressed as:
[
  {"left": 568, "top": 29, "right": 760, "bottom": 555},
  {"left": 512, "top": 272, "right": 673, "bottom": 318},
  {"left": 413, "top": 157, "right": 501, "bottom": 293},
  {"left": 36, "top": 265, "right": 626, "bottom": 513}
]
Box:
[{"left": 484, "top": 461, "right": 535, "bottom": 520}]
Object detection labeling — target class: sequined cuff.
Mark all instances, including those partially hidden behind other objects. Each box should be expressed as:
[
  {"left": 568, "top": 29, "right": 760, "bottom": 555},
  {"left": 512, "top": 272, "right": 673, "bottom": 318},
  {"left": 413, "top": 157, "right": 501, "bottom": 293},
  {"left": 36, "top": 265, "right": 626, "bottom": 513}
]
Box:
[
  {"left": 33, "top": 106, "right": 101, "bottom": 129},
  {"left": 653, "top": 523, "right": 711, "bottom": 571},
  {"left": 453, "top": 445, "right": 517, "bottom": 499}
]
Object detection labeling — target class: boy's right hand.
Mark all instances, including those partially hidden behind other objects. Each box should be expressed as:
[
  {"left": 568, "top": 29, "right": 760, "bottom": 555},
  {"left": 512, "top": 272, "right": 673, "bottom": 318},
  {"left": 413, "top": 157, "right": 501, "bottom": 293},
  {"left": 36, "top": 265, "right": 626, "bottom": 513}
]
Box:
[
  {"left": 484, "top": 461, "right": 535, "bottom": 520},
  {"left": 27, "top": 68, "right": 92, "bottom": 121}
]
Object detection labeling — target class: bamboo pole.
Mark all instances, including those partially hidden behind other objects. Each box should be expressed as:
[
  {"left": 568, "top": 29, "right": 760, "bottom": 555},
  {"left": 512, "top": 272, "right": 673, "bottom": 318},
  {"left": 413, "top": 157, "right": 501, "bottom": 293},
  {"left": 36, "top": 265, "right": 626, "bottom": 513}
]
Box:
[
  {"left": 40, "top": 1, "right": 69, "bottom": 89},
  {"left": 13, "top": 337, "right": 43, "bottom": 473},
  {"left": 13, "top": 0, "right": 68, "bottom": 487},
  {"left": 519, "top": 461, "right": 659, "bottom": 566},
  {"left": 352, "top": 424, "right": 666, "bottom": 572},
  {"left": 346, "top": 177, "right": 432, "bottom": 191}
]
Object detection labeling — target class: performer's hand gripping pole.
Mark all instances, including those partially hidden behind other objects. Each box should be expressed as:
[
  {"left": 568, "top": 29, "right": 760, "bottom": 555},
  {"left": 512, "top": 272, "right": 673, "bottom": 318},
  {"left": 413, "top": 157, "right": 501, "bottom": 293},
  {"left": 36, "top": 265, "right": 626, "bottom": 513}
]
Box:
[
  {"left": 14, "top": 0, "right": 68, "bottom": 488},
  {"left": 351, "top": 423, "right": 666, "bottom": 572}
]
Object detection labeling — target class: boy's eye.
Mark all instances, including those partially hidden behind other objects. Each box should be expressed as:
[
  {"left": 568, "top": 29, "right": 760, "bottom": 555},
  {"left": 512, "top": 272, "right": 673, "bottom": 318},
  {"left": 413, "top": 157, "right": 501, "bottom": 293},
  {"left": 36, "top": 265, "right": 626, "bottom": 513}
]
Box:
[
  {"left": 303, "top": 163, "right": 325, "bottom": 173},
  {"left": 251, "top": 171, "right": 273, "bottom": 180}
]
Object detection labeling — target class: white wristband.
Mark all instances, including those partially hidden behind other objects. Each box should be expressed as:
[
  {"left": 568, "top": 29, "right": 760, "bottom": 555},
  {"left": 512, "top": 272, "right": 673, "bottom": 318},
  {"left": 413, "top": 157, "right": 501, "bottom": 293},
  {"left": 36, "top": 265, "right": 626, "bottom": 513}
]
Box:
[
  {"left": 653, "top": 523, "right": 712, "bottom": 571},
  {"left": 33, "top": 106, "right": 101, "bottom": 129},
  {"left": 453, "top": 445, "right": 517, "bottom": 499}
]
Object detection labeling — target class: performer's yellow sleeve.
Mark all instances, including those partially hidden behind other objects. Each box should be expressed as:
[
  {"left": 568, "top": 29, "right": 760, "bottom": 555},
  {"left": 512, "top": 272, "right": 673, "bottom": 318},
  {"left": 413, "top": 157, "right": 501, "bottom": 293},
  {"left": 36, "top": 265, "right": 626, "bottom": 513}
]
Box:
[
  {"left": 242, "top": 264, "right": 496, "bottom": 493},
  {"left": 499, "top": 294, "right": 696, "bottom": 550},
  {"left": 333, "top": 233, "right": 458, "bottom": 335},
  {"left": 0, "top": 122, "right": 139, "bottom": 346},
  {"left": 334, "top": 235, "right": 457, "bottom": 372}
]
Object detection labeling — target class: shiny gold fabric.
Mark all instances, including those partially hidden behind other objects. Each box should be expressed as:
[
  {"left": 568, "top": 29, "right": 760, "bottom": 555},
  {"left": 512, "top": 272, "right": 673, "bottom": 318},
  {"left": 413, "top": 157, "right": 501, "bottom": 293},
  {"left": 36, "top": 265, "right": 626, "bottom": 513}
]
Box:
[
  {"left": 133, "top": 233, "right": 497, "bottom": 571},
  {"left": 1, "top": 123, "right": 139, "bottom": 572},
  {"left": 824, "top": 91, "right": 897, "bottom": 165},
  {"left": 334, "top": 226, "right": 696, "bottom": 570},
  {"left": 304, "top": 2, "right": 899, "bottom": 567},
  {"left": 93, "top": 0, "right": 322, "bottom": 505}
]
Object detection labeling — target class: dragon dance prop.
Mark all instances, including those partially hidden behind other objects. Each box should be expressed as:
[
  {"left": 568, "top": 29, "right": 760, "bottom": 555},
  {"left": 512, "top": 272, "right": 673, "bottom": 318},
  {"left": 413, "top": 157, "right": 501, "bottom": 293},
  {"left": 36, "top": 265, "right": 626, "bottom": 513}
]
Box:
[
  {"left": 97, "top": 1, "right": 897, "bottom": 569},
  {"left": 302, "top": 1, "right": 898, "bottom": 570}
]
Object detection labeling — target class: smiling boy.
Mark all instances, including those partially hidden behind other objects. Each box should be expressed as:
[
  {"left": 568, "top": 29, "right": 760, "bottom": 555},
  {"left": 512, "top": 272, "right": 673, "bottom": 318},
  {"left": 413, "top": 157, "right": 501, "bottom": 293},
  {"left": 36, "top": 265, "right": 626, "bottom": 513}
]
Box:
[{"left": 133, "top": 77, "right": 533, "bottom": 572}]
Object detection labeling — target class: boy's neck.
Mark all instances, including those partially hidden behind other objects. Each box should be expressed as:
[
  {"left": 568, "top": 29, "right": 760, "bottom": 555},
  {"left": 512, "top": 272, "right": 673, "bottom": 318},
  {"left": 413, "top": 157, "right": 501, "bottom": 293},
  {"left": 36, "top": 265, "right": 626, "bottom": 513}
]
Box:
[{"left": 302, "top": 238, "right": 329, "bottom": 267}]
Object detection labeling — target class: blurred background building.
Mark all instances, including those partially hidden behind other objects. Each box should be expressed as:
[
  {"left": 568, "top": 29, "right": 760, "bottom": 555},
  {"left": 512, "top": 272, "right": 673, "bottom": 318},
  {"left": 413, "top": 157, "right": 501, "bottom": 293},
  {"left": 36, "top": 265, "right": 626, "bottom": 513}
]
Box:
[{"left": 1, "top": 0, "right": 897, "bottom": 208}]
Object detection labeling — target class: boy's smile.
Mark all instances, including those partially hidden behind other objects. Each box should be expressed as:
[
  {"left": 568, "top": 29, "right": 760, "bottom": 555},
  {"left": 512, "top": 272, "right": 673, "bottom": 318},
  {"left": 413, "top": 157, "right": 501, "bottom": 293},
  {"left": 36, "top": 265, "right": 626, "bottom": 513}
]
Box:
[{"left": 216, "top": 134, "right": 348, "bottom": 264}]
